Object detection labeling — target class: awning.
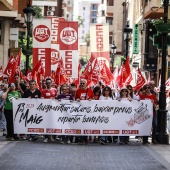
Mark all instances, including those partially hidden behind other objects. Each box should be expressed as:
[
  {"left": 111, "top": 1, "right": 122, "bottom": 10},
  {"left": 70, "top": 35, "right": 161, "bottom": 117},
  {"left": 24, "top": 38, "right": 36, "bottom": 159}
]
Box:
[{"left": 0, "top": 0, "right": 13, "bottom": 11}]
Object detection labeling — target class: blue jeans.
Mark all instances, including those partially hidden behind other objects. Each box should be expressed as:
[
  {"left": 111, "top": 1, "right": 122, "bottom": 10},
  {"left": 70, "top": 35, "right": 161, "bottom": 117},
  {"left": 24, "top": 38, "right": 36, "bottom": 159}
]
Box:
[{"left": 0, "top": 111, "right": 6, "bottom": 130}]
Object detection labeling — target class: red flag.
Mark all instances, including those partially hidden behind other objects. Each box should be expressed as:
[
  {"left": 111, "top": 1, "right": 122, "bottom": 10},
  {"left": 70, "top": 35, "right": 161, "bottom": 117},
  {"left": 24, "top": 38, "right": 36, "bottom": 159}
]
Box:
[
  {"left": 112, "top": 66, "right": 118, "bottom": 88},
  {"left": 117, "top": 65, "right": 124, "bottom": 89},
  {"left": 91, "top": 59, "right": 100, "bottom": 85},
  {"left": 134, "top": 68, "right": 146, "bottom": 91},
  {"left": 0, "top": 66, "right": 3, "bottom": 81},
  {"left": 122, "top": 57, "right": 131, "bottom": 82},
  {"left": 32, "top": 60, "right": 44, "bottom": 77},
  {"left": 3, "top": 55, "right": 17, "bottom": 81},
  {"left": 26, "top": 69, "right": 32, "bottom": 81},
  {"left": 125, "top": 74, "right": 133, "bottom": 85},
  {"left": 82, "top": 60, "right": 93, "bottom": 79},
  {"left": 54, "top": 59, "right": 68, "bottom": 85},
  {"left": 15, "top": 50, "right": 22, "bottom": 67},
  {"left": 100, "top": 63, "right": 114, "bottom": 85}
]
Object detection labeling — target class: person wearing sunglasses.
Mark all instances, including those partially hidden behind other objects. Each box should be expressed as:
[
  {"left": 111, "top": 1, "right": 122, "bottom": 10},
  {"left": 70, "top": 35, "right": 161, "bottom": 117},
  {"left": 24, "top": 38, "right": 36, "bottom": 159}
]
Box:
[
  {"left": 126, "top": 85, "right": 139, "bottom": 100},
  {"left": 41, "top": 78, "right": 58, "bottom": 143},
  {"left": 140, "top": 84, "right": 158, "bottom": 145},
  {"left": 98, "top": 86, "right": 113, "bottom": 145},
  {"left": 117, "top": 87, "right": 132, "bottom": 145},
  {"left": 75, "top": 79, "right": 94, "bottom": 144}
]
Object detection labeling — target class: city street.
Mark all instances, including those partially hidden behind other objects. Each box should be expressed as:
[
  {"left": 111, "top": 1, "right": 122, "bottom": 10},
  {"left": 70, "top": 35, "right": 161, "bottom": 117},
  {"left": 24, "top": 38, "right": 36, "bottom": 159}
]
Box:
[{"left": 0, "top": 134, "right": 170, "bottom": 170}]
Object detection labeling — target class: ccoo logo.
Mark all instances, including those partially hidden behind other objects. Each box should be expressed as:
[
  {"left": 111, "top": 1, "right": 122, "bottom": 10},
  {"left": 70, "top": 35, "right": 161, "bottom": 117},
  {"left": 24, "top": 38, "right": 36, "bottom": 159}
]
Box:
[
  {"left": 60, "top": 27, "right": 77, "bottom": 45},
  {"left": 34, "top": 25, "right": 50, "bottom": 42}
]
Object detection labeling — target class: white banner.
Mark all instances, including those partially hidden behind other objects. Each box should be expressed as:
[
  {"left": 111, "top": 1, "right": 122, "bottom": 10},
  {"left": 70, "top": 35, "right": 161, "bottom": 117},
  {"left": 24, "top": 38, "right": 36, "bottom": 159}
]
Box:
[{"left": 13, "top": 99, "right": 153, "bottom": 136}]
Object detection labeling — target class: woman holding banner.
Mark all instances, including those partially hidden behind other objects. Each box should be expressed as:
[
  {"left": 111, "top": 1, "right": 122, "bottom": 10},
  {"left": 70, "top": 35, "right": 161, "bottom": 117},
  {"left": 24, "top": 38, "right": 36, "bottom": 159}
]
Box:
[
  {"left": 99, "top": 86, "right": 113, "bottom": 145},
  {"left": 2, "top": 83, "right": 21, "bottom": 141},
  {"left": 117, "top": 86, "right": 132, "bottom": 145}
]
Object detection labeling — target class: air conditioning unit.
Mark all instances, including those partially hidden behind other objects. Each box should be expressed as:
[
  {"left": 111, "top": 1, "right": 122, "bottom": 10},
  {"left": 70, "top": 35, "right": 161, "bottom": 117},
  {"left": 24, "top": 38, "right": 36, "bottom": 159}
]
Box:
[
  {"left": 47, "top": 6, "right": 55, "bottom": 11},
  {"left": 47, "top": 11, "right": 54, "bottom": 16}
]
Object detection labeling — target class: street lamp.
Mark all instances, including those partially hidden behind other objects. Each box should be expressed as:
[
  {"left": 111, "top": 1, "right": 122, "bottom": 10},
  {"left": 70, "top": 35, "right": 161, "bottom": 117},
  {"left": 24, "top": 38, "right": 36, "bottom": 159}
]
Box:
[
  {"left": 23, "top": 1, "right": 35, "bottom": 74},
  {"left": 156, "top": 0, "right": 169, "bottom": 144},
  {"left": 123, "top": 20, "right": 132, "bottom": 59},
  {"left": 110, "top": 42, "right": 117, "bottom": 72}
]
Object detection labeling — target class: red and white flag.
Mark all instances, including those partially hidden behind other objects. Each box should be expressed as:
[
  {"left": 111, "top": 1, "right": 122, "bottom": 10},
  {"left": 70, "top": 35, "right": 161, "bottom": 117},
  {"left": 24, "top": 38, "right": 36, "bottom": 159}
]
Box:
[
  {"left": 91, "top": 59, "right": 100, "bottom": 85},
  {"left": 100, "top": 63, "right": 114, "bottom": 85},
  {"left": 3, "top": 55, "right": 17, "bottom": 81},
  {"left": 134, "top": 68, "right": 146, "bottom": 91},
  {"left": 58, "top": 21, "right": 79, "bottom": 78},
  {"left": 82, "top": 60, "right": 93, "bottom": 79}
]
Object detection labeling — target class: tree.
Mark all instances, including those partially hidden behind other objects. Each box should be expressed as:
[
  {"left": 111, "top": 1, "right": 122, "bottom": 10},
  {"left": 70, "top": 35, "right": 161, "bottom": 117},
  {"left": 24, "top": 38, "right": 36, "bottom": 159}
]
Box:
[
  {"left": 83, "top": 33, "right": 90, "bottom": 59},
  {"left": 77, "top": 16, "right": 84, "bottom": 27}
]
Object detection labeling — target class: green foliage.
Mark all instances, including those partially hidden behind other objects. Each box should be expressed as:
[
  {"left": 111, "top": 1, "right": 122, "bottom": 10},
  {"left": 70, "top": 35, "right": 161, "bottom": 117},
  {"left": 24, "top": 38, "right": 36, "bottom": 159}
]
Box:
[
  {"left": 152, "top": 18, "right": 170, "bottom": 25},
  {"left": 77, "top": 16, "right": 84, "bottom": 27},
  {"left": 83, "top": 33, "right": 90, "bottom": 46},
  {"left": 33, "top": 6, "right": 44, "bottom": 19},
  {"left": 79, "top": 58, "right": 87, "bottom": 66}
]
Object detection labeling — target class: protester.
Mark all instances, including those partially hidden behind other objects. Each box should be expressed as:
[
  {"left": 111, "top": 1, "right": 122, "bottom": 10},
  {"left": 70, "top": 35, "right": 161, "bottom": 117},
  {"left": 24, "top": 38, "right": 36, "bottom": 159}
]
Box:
[
  {"left": 23, "top": 80, "right": 41, "bottom": 141},
  {"left": 117, "top": 87, "right": 132, "bottom": 145},
  {"left": 99, "top": 86, "right": 113, "bottom": 145},
  {"left": 93, "top": 86, "right": 101, "bottom": 100},
  {"left": 25, "top": 82, "right": 30, "bottom": 90},
  {"left": 127, "top": 85, "right": 139, "bottom": 100},
  {"left": 14, "top": 74, "right": 26, "bottom": 96},
  {"left": 2, "top": 83, "right": 21, "bottom": 141},
  {"left": 2, "top": 77, "right": 8, "bottom": 84},
  {"left": 56, "top": 84, "right": 73, "bottom": 144},
  {"left": 0, "top": 83, "right": 6, "bottom": 136},
  {"left": 41, "top": 78, "right": 58, "bottom": 143},
  {"left": 75, "top": 79, "right": 94, "bottom": 144},
  {"left": 140, "top": 84, "right": 158, "bottom": 145}
]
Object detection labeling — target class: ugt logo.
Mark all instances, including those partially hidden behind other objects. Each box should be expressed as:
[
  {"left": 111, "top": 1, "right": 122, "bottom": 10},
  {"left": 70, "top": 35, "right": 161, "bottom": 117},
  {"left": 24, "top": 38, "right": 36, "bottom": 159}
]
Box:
[
  {"left": 60, "top": 27, "right": 77, "bottom": 45},
  {"left": 34, "top": 25, "right": 50, "bottom": 42}
]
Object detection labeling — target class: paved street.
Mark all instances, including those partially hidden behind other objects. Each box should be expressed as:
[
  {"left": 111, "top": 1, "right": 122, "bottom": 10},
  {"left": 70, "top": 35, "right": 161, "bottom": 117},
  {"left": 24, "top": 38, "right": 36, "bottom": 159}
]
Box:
[{"left": 0, "top": 135, "right": 170, "bottom": 170}]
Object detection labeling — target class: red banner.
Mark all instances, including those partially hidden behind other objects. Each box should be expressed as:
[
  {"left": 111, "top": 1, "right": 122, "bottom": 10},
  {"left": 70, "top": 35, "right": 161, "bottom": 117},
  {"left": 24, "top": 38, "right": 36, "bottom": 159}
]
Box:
[{"left": 33, "top": 19, "right": 51, "bottom": 76}]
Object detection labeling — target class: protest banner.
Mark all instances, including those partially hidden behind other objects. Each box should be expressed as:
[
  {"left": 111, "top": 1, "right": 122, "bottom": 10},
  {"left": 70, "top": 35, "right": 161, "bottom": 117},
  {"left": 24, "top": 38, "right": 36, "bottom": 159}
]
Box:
[{"left": 13, "top": 99, "right": 153, "bottom": 136}]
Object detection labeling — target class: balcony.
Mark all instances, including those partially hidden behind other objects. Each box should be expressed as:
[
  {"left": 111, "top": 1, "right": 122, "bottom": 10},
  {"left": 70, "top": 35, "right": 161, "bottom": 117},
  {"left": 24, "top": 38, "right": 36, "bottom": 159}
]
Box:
[
  {"left": 0, "top": 0, "right": 13, "bottom": 11},
  {"left": 143, "top": 0, "right": 163, "bottom": 19}
]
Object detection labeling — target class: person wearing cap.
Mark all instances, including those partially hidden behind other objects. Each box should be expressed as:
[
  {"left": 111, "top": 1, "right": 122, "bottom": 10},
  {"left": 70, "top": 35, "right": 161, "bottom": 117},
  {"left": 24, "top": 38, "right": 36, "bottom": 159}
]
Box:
[{"left": 2, "top": 83, "right": 21, "bottom": 141}]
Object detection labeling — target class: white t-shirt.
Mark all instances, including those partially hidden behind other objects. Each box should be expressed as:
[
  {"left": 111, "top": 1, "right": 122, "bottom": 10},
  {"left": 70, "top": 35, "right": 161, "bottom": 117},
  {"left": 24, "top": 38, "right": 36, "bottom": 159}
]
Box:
[{"left": 99, "top": 95, "right": 113, "bottom": 100}]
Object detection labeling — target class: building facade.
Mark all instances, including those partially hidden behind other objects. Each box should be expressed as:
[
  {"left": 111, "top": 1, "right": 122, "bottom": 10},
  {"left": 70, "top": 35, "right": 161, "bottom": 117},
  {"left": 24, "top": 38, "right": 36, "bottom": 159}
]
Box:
[{"left": 0, "top": 0, "right": 26, "bottom": 69}]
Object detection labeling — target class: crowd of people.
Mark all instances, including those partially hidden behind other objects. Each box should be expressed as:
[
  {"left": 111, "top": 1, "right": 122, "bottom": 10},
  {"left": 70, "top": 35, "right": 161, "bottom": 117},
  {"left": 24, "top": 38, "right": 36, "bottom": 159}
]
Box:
[{"left": 0, "top": 73, "right": 169, "bottom": 146}]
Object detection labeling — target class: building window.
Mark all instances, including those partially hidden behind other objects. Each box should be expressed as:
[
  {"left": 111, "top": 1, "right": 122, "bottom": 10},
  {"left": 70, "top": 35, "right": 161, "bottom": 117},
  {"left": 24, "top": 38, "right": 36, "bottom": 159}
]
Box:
[
  {"left": 92, "top": 4, "right": 97, "bottom": 10},
  {"left": 102, "top": 0, "right": 104, "bottom": 4},
  {"left": 83, "top": 7, "right": 85, "bottom": 10},
  {"left": 91, "top": 11, "right": 97, "bottom": 17},
  {"left": 102, "top": 10, "right": 105, "bottom": 16},
  {"left": 109, "top": 36, "right": 112, "bottom": 44},
  {"left": 108, "top": 0, "right": 114, "bottom": 6},
  {"left": 106, "top": 17, "right": 113, "bottom": 25},
  {"left": 92, "top": 19, "right": 96, "bottom": 23}
]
